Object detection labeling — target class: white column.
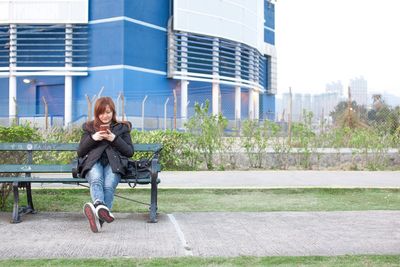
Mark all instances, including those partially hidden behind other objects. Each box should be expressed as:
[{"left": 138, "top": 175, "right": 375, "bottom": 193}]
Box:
[
  {"left": 254, "top": 53, "right": 260, "bottom": 120},
  {"left": 212, "top": 38, "right": 219, "bottom": 115},
  {"left": 212, "top": 83, "right": 219, "bottom": 115},
  {"left": 234, "top": 45, "right": 241, "bottom": 121},
  {"left": 64, "top": 24, "right": 73, "bottom": 127},
  {"left": 9, "top": 24, "right": 17, "bottom": 125},
  {"left": 254, "top": 90, "right": 259, "bottom": 120},
  {"left": 180, "top": 80, "right": 188, "bottom": 120},
  {"left": 249, "top": 89, "right": 254, "bottom": 119},
  {"left": 235, "top": 86, "right": 241, "bottom": 120},
  {"left": 248, "top": 50, "right": 255, "bottom": 120}
]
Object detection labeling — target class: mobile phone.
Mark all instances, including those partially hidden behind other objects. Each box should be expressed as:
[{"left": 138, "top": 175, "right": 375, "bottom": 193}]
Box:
[{"left": 100, "top": 124, "right": 110, "bottom": 131}]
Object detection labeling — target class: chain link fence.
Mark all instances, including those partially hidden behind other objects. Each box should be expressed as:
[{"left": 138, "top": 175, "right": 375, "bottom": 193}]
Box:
[{"left": 0, "top": 88, "right": 399, "bottom": 140}]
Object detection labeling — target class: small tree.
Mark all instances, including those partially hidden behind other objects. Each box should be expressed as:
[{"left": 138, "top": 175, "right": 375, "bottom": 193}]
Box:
[{"left": 185, "top": 100, "right": 227, "bottom": 170}]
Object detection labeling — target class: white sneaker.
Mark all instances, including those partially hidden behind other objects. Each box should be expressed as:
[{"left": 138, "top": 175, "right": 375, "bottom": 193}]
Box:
[
  {"left": 95, "top": 204, "right": 115, "bottom": 223},
  {"left": 83, "top": 203, "right": 100, "bottom": 233}
]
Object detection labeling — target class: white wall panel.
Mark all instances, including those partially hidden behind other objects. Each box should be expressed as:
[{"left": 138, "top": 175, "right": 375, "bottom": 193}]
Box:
[
  {"left": 0, "top": 0, "right": 88, "bottom": 24},
  {"left": 173, "top": 0, "right": 264, "bottom": 53}
]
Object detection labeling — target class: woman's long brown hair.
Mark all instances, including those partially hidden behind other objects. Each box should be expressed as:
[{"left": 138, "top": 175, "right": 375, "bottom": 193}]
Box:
[{"left": 92, "top": 97, "right": 130, "bottom": 131}]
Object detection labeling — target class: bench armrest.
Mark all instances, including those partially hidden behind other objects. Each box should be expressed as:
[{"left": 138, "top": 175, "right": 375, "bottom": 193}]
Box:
[{"left": 150, "top": 157, "right": 161, "bottom": 180}]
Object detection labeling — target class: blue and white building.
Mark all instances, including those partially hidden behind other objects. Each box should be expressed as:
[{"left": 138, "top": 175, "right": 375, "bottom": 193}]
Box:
[{"left": 0, "top": 0, "right": 276, "bottom": 128}]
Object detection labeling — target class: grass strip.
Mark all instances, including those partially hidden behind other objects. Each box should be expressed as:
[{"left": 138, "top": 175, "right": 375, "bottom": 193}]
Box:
[
  {"left": 0, "top": 255, "right": 400, "bottom": 267},
  {"left": 1, "top": 188, "right": 399, "bottom": 212}
]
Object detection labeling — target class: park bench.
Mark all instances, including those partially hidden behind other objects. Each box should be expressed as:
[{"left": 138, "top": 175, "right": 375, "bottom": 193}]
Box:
[{"left": 0, "top": 142, "right": 162, "bottom": 224}]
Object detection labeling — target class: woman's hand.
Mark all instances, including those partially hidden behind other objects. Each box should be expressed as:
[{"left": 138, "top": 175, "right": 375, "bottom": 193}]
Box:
[
  {"left": 91, "top": 131, "right": 105, "bottom": 141},
  {"left": 103, "top": 129, "right": 116, "bottom": 142},
  {"left": 92, "top": 129, "right": 115, "bottom": 142}
]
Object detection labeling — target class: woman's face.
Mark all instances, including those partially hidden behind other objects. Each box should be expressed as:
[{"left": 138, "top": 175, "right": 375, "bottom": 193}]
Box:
[{"left": 98, "top": 105, "right": 113, "bottom": 124}]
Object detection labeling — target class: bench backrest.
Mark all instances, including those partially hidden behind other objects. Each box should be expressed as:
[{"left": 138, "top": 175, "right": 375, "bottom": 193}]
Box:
[
  {"left": 0, "top": 142, "right": 162, "bottom": 174},
  {"left": 0, "top": 143, "right": 162, "bottom": 153}
]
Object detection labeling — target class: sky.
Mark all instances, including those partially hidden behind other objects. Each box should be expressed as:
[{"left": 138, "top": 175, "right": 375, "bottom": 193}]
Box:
[{"left": 275, "top": 0, "right": 400, "bottom": 96}]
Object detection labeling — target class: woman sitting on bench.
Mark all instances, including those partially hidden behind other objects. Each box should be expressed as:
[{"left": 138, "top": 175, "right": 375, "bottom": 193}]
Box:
[{"left": 77, "top": 97, "right": 134, "bottom": 233}]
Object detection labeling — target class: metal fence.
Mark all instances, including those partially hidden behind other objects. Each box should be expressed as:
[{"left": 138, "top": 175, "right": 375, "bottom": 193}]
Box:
[{"left": 1, "top": 88, "right": 399, "bottom": 136}]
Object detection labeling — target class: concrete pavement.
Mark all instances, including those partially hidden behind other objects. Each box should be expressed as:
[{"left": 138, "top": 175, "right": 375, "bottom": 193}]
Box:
[
  {"left": 33, "top": 170, "right": 400, "bottom": 188},
  {"left": 0, "top": 211, "right": 399, "bottom": 259},
  {"left": 158, "top": 171, "right": 400, "bottom": 188}
]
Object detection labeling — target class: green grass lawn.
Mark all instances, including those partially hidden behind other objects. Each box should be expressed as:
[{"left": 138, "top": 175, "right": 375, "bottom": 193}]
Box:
[
  {"left": 2, "top": 188, "right": 399, "bottom": 213},
  {"left": 1, "top": 255, "right": 400, "bottom": 267}
]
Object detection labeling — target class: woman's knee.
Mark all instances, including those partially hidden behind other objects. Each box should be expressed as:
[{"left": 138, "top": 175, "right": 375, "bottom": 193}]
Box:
[
  {"left": 104, "top": 175, "right": 120, "bottom": 189},
  {"left": 86, "top": 163, "right": 103, "bottom": 184}
]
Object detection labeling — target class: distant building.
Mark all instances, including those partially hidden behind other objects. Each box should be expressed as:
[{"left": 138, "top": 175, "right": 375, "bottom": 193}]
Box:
[
  {"left": 349, "top": 76, "right": 368, "bottom": 106},
  {"left": 326, "top": 80, "right": 343, "bottom": 96},
  {"left": 0, "top": 0, "right": 277, "bottom": 127},
  {"left": 309, "top": 92, "right": 338, "bottom": 123}
]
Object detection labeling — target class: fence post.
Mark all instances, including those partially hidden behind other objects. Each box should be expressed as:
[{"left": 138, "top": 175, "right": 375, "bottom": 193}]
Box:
[
  {"left": 164, "top": 97, "right": 170, "bottom": 131},
  {"left": 288, "top": 87, "right": 292, "bottom": 146},
  {"left": 121, "top": 93, "right": 125, "bottom": 122},
  {"left": 141, "top": 95, "right": 148, "bottom": 131},
  {"left": 173, "top": 89, "right": 177, "bottom": 130},
  {"left": 184, "top": 100, "right": 190, "bottom": 130},
  {"left": 117, "top": 91, "right": 125, "bottom": 121},
  {"left": 97, "top": 86, "right": 104, "bottom": 99},
  {"left": 12, "top": 97, "right": 18, "bottom": 126},
  {"left": 117, "top": 93, "right": 121, "bottom": 120},
  {"left": 347, "top": 86, "right": 352, "bottom": 127},
  {"left": 85, "top": 95, "right": 92, "bottom": 122}
]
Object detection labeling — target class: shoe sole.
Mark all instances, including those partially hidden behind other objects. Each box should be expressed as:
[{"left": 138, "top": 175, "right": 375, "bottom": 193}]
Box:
[
  {"left": 84, "top": 204, "right": 99, "bottom": 233},
  {"left": 97, "top": 208, "right": 114, "bottom": 223}
]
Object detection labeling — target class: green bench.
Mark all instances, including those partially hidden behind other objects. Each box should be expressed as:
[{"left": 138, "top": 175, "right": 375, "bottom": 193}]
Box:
[{"left": 0, "top": 142, "right": 162, "bottom": 223}]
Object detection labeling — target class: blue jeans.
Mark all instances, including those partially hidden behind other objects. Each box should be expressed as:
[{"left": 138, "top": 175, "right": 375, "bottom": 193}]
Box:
[{"left": 86, "top": 162, "right": 121, "bottom": 210}]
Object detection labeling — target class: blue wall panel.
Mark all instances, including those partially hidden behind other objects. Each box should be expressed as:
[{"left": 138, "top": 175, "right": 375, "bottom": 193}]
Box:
[
  {"left": 125, "top": 0, "right": 170, "bottom": 28},
  {"left": 73, "top": 69, "right": 124, "bottom": 119},
  {"left": 123, "top": 69, "right": 176, "bottom": 118},
  {"left": 0, "top": 78, "right": 8, "bottom": 116},
  {"left": 89, "top": 0, "right": 124, "bottom": 20},
  {"left": 264, "top": 28, "right": 275, "bottom": 45},
  {"left": 89, "top": 22, "right": 124, "bottom": 67},
  {"left": 36, "top": 84, "right": 64, "bottom": 116},
  {"left": 260, "top": 93, "right": 275, "bottom": 121},
  {"left": 16, "top": 76, "right": 64, "bottom": 117},
  {"left": 187, "top": 81, "right": 212, "bottom": 117},
  {"left": 123, "top": 21, "right": 167, "bottom": 72},
  {"left": 264, "top": 2, "right": 275, "bottom": 29},
  {"left": 89, "top": 0, "right": 170, "bottom": 27},
  {"left": 220, "top": 84, "right": 235, "bottom": 120}
]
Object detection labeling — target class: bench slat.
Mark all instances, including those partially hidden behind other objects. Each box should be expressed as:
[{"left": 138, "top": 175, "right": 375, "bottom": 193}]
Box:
[
  {"left": 0, "top": 164, "right": 73, "bottom": 173},
  {"left": 0, "top": 143, "right": 78, "bottom": 151},
  {"left": 0, "top": 177, "right": 160, "bottom": 184},
  {"left": 0, "top": 143, "right": 163, "bottom": 152},
  {"left": 133, "top": 143, "right": 162, "bottom": 153}
]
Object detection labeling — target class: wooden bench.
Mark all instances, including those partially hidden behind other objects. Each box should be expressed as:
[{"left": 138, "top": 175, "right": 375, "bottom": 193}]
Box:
[{"left": 0, "top": 142, "right": 162, "bottom": 223}]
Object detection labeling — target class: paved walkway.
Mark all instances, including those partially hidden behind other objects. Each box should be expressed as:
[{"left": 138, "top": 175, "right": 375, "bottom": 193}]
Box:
[
  {"left": 2, "top": 170, "right": 399, "bottom": 259},
  {"left": 34, "top": 170, "right": 400, "bottom": 188},
  {"left": 1, "top": 211, "right": 399, "bottom": 259},
  {"left": 158, "top": 171, "right": 400, "bottom": 188}
]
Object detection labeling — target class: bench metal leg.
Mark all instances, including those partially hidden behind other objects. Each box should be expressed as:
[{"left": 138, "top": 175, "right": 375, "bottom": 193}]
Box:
[
  {"left": 23, "top": 182, "right": 36, "bottom": 214},
  {"left": 11, "top": 182, "right": 21, "bottom": 223},
  {"left": 148, "top": 175, "right": 158, "bottom": 223}
]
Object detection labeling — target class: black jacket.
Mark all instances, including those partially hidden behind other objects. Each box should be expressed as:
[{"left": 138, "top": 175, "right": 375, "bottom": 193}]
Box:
[{"left": 77, "top": 121, "right": 134, "bottom": 178}]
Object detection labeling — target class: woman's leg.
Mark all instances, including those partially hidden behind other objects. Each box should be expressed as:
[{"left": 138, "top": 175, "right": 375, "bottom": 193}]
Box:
[
  {"left": 85, "top": 162, "right": 105, "bottom": 204},
  {"left": 103, "top": 164, "right": 121, "bottom": 210}
]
